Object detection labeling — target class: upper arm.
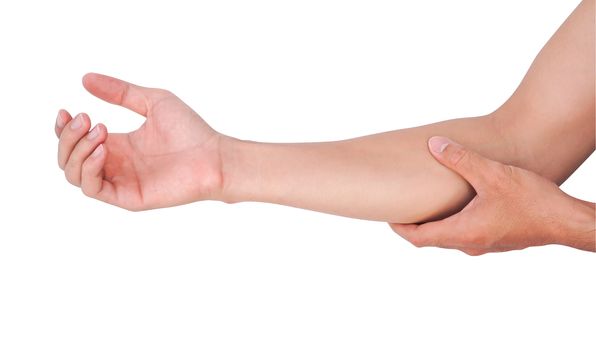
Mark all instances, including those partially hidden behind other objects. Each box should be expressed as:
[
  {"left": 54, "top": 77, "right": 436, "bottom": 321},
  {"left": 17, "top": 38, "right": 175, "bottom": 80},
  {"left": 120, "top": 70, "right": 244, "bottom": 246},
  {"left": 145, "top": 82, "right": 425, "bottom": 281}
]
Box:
[{"left": 492, "top": 0, "right": 595, "bottom": 184}]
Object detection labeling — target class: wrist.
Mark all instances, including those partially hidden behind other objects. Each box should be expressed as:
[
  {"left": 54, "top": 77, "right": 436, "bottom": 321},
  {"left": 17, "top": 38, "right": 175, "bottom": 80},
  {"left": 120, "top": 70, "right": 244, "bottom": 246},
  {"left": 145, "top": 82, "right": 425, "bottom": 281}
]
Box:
[{"left": 213, "top": 135, "right": 258, "bottom": 204}]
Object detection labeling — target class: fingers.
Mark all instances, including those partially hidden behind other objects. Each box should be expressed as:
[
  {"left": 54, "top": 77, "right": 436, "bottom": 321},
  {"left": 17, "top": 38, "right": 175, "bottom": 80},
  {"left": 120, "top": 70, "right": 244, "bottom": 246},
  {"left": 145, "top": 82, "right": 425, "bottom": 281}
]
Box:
[
  {"left": 390, "top": 221, "right": 491, "bottom": 255},
  {"left": 56, "top": 114, "right": 117, "bottom": 204},
  {"left": 63, "top": 123, "right": 107, "bottom": 186},
  {"left": 82, "top": 72, "right": 165, "bottom": 117},
  {"left": 81, "top": 144, "right": 116, "bottom": 204},
  {"left": 427, "top": 136, "right": 506, "bottom": 193},
  {"left": 55, "top": 109, "right": 73, "bottom": 138},
  {"left": 389, "top": 215, "right": 465, "bottom": 249},
  {"left": 58, "top": 113, "right": 91, "bottom": 169}
]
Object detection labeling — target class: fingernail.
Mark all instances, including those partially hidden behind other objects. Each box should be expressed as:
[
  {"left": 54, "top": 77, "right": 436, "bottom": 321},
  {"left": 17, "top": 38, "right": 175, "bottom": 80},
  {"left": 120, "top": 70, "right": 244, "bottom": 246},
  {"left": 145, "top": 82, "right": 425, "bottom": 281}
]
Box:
[
  {"left": 56, "top": 110, "right": 66, "bottom": 128},
  {"left": 91, "top": 144, "right": 104, "bottom": 158},
  {"left": 87, "top": 125, "right": 100, "bottom": 140},
  {"left": 428, "top": 136, "right": 450, "bottom": 154},
  {"left": 70, "top": 114, "right": 83, "bottom": 130}
]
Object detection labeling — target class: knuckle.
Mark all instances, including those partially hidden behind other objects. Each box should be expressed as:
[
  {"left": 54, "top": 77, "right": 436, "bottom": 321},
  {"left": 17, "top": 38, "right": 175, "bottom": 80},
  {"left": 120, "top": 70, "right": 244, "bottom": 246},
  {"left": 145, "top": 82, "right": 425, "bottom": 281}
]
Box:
[
  {"left": 152, "top": 88, "right": 173, "bottom": 98},
  {"left": 161, "top": 88, "right": 173, "bottom": 96},
  {"left": 462, "top": 229, "right": 482, "bottom": 245},
  {"left": 81, "top": 185, "right": 94, "bottom": 198},
  {"left": 448, "top": 148, "right": 469, "bottom": 169},
  {"left": 465, "top": 229, "right": 495, "bottom": 249},
  {"left": 57, "top": 132, "right": 85, "bottom": 171},
  {"left": 80, "top": 174, "right": 93, "bottom": 197},
  {"left": 411, "top": 241, "right": 424, "bottom": 248},
  {"left": 64, "top": 158, "right": 80, "bottom": 176},
  {"left": 119, "top": 83, "right": 131, "bottom": 105},
  {"left": 64, "top": 170, "right": 79, "bottom": 186},
  {"left": 471, "top": 233, "right": 488, "bottom": 247},
  {"left": 408, "top": 235, "right": 426, "bottom": 248},
  {"left": 66, "top": 154, "right": 80, "bottom": 167}
]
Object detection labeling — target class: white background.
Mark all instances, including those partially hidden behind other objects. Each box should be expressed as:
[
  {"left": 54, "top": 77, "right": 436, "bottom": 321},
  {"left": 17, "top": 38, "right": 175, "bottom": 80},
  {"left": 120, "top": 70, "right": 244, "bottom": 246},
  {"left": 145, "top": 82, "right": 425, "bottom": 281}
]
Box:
[{"left": 0, "top": 0, "right": 594, "bottom": 349}]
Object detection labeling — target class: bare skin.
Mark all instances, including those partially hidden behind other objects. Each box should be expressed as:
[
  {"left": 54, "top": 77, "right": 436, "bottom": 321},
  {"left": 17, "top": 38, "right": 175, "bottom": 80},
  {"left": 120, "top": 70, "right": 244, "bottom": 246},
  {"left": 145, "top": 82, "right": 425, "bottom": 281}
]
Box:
[
  {"left": 391, "top": 137, "right": 595, "bottom": 254},
  {"left": 55, "top": 78, "right": 223, "bottom": 210},
  {"left": 55, "top": 1, "right": 594, "bottom": 250}
]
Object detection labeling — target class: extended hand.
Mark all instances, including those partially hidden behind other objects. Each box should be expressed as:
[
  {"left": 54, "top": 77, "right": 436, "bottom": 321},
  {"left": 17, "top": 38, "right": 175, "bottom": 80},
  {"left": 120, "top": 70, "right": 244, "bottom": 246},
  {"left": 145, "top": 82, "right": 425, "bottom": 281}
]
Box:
[
  {"left": 55, "top": 73, "right": 225, "bottom": 210},
  {"left": 390, "top": 137, "right": 595, "bottom": 255}
]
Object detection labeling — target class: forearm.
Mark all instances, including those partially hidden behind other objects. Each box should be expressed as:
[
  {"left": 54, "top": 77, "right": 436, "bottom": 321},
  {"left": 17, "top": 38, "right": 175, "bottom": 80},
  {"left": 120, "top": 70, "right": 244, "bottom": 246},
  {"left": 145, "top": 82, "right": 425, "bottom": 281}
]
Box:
[
  {"left": 214, "top": 0, "right": 594, "bottom": 224},
  {"left": 218, "top": 115, "right": 511, "bottom": 223}
]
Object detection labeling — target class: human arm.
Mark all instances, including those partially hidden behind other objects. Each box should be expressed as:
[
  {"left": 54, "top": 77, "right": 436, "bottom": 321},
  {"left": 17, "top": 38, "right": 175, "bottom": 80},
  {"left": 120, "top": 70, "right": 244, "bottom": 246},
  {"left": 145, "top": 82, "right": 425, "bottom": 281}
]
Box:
[
  {"left": 55, "top": 0, "right": 594, "bottom": 223},
  {"left": 54, "top": 79, "right": 502, "bottom": 222},
  {"left": 491, "top": 0, "right": 595, "bottom": 185},
  {"left": 218, "top": 0, "right": 595, "bottom": 222},
  {"left": 218, "top": 117, "right": 504, "bottom": 223},
  {"left": 390, "top": 136, "right": 595, "bottom": 254}
]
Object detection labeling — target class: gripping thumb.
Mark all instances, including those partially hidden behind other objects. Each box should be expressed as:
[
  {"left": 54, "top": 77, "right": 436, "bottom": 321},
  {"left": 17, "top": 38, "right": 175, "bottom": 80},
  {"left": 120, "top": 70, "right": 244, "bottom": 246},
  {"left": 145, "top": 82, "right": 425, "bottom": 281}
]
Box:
[{"left": 427, "top": 136, "right": 499, "bottom": 190}]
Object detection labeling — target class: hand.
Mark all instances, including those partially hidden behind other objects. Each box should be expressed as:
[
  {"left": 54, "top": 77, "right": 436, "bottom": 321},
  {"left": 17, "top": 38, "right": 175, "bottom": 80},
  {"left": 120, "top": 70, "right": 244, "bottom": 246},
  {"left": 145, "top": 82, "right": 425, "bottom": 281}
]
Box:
[
  {"left": 55, "top": 73, "right": 226, "bottom": 211},
  {"left": 390, "top": 136, "right": 595, "bottom": 255}
]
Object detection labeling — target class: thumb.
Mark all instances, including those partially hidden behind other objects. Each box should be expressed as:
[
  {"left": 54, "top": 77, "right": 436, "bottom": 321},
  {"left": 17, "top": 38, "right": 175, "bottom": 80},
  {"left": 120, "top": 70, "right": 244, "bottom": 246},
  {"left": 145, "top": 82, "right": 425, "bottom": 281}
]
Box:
[
  {"left": 427, "top": 136, "right": 503, "bottom": 191},
  {"left": 82, "top": 73, "right": 159, "bottom": 117}
]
